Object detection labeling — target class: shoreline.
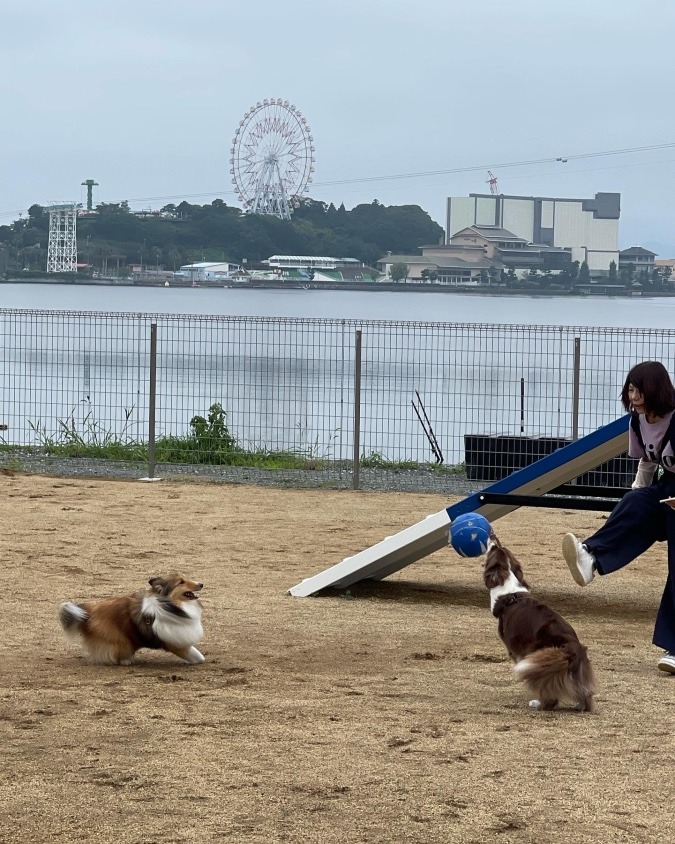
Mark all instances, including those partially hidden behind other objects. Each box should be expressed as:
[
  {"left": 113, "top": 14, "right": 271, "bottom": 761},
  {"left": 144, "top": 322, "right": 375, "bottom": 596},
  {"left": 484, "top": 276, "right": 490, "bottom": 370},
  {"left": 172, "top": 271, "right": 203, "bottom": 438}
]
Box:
[{"left": 3, "top": 277, "right": 674, "bottom": 298}]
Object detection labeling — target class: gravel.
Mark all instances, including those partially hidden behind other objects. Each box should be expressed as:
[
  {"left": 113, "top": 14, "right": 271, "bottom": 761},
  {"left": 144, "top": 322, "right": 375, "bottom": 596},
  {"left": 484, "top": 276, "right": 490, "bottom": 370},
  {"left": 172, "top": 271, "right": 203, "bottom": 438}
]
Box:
[{"left": 0, "top": 450, "right": 482, "bottom": 496}]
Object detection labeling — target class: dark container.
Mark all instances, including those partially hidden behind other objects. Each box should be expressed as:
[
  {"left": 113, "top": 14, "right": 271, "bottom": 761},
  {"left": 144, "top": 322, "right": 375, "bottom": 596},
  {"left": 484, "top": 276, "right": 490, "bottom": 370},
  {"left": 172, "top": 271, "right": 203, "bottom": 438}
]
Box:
[{"left": 464, "top": 434, "right": 637, "bottom": 487}]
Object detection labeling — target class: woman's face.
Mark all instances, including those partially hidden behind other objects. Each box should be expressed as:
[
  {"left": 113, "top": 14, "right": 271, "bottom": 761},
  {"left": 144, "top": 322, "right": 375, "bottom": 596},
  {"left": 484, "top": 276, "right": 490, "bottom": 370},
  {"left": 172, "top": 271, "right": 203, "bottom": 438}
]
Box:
[{"left": 628, "top": 383, "right": 645, "bottom": 414}]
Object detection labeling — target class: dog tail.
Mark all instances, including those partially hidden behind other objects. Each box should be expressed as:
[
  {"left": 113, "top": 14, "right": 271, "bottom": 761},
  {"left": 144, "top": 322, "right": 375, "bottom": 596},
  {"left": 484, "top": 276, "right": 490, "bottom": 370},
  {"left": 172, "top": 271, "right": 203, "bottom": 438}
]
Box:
[
  {"left": 59, "top": 601, "right": 89, "bottom": 633},
  {"left": 513, "top": 644, "right": 596, "bottom": 712},
  {"left": 513, "top": 647, "right": 570, "bottom": 682}
]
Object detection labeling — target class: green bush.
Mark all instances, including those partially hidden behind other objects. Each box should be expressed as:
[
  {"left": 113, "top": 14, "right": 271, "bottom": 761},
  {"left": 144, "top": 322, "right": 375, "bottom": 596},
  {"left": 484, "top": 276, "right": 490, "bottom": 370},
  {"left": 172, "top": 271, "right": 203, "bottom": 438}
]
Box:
[{"left": 155, "top": 403, "right": 239, "bottom": 464}]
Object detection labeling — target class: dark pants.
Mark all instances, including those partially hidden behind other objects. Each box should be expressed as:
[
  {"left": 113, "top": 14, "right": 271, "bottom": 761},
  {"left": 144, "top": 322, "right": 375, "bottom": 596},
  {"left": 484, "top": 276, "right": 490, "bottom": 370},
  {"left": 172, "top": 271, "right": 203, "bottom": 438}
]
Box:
[{"left": 584, "top": 473, "right": 675, "bottom": 652}]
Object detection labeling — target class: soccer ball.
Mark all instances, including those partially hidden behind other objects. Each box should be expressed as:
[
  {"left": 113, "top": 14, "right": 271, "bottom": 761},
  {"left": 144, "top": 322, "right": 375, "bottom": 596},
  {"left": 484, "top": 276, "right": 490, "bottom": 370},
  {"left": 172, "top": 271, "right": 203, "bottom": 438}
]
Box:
[{"left": 450, "top": 512, "right": 491, "bottom": 557}]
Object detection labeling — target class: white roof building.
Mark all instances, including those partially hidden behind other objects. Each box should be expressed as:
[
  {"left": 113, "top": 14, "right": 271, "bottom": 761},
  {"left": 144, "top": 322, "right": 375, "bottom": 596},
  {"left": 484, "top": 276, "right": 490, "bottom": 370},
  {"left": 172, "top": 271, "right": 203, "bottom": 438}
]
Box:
[
  {"left": 177, "top": 261, "right": 241, "bottom": 281},
  {"left": 264, "top": 255, "right": 361, "bottom": 270}
]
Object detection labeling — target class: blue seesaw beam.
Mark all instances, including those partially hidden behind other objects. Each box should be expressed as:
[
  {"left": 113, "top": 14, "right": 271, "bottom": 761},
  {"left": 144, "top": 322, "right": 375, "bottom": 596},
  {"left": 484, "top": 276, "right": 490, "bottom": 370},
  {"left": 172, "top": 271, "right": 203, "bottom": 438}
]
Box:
[{"left": 288, "top": 415, "right": 630, "bottom": 597}]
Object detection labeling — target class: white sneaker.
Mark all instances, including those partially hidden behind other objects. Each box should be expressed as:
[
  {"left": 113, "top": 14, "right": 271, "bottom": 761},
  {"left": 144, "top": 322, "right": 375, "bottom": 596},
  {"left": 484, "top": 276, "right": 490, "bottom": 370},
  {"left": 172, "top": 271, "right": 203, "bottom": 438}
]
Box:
[
  {"left": 658, "top": 652, "right": 675, "bottom": 674},
  {"left": 562, "top": 533, "right": 595, "bottom": 586}
]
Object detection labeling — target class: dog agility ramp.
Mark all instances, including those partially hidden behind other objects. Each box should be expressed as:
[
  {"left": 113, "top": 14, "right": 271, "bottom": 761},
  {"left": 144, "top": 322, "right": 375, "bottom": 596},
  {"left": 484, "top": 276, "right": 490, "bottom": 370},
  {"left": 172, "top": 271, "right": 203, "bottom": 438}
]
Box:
[{"left": 289, "top": 415, "right": 630, "bottom": 597}]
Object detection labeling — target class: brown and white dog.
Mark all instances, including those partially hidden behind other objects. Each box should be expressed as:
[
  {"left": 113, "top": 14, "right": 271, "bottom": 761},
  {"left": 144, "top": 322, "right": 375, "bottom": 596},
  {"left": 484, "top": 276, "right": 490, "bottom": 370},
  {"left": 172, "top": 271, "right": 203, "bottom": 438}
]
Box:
[
  {"left": 483, "top": 534, "right": 596, "bottom": 713},
  {"left": 59, "top": 574, "right": 205, "bottom": 665}
]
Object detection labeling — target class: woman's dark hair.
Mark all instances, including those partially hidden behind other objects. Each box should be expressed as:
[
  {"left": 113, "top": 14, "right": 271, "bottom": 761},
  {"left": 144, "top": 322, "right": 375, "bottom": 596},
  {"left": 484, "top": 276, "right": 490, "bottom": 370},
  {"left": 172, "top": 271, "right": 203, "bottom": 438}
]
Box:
[{"left": 621, "top": 361, "right": 675, "bottom": 416}]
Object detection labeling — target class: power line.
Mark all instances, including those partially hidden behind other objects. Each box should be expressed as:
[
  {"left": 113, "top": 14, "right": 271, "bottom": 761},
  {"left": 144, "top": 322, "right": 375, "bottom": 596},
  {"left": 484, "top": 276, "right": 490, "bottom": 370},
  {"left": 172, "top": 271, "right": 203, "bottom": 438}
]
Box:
[
  {"left": 311, "top": 142, "right": 675, "bottom": 187},
  {"left": 1, "top": 140, "right": 674, "bottom": 220}
]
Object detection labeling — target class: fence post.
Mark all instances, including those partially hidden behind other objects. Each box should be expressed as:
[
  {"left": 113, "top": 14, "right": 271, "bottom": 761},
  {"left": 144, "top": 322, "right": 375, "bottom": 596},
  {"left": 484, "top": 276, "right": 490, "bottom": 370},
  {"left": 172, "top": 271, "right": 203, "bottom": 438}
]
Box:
[
  {"left": 147, "top": 322, "right": 158, "bottom": 479},
  {"left": 572, "top": 336, "right": 581, "bottom": 441},
  {"left": 353, "top": 330, "right": 362, "bottom": 490}
]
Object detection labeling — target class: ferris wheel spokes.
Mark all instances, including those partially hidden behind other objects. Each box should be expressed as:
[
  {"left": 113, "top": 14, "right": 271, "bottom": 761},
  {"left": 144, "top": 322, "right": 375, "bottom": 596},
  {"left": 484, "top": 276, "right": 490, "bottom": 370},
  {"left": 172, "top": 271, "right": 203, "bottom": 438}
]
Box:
[{"left": 251, "top": 157, "right": 291, "bottom": 219}]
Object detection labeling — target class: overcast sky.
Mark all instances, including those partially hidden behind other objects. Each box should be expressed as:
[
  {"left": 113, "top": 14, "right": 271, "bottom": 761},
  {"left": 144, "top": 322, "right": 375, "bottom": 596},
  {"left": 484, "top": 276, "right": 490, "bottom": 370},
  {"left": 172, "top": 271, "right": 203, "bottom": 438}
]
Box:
[{"left": 2, "top": 0, "right": 674, "bottom": 253}]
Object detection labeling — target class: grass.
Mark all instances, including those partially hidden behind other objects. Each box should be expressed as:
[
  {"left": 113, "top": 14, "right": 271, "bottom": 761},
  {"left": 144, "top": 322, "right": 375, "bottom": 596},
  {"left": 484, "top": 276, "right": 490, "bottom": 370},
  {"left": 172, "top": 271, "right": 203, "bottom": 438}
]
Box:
[
  {"left": 0, "top": 440, "right": 467, "bottom": 474},
  {"left": 3, "top": 402, "right": 468, "bottom": 475}
]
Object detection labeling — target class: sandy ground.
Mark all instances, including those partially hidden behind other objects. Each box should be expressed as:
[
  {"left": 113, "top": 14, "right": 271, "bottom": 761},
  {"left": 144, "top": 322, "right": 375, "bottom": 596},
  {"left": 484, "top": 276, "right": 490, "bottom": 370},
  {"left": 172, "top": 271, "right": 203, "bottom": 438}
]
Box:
[{"left": 2, "top": 471, "right": 674, "bottom": 844}]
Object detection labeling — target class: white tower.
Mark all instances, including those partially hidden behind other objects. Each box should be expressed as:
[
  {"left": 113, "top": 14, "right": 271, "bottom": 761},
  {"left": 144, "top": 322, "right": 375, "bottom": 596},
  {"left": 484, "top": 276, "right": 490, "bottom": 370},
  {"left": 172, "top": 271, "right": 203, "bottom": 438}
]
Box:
[{"left": 47, "top": 204, "right": 79, "bottom": 272}]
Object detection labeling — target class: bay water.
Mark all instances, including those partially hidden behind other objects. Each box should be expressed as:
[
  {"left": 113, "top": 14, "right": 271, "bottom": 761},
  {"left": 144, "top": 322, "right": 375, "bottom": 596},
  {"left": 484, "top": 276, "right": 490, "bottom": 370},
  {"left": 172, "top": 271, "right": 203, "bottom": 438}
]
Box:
[{"left": 3, "top": 282, "right": 675, "bottom": 327}]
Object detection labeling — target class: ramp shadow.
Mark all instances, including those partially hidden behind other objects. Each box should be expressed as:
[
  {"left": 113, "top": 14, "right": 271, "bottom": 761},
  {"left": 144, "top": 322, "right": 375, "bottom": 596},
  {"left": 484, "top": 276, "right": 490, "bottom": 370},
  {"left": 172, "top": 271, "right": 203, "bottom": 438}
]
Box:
[{"left": 319, "top": 578, "right": 656, "bottom": 623}]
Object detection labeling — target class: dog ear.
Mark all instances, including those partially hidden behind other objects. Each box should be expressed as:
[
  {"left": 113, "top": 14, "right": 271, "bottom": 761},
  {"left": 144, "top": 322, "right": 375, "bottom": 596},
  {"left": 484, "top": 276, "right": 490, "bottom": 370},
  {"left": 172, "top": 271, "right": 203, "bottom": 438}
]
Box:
[
  {"left": 148, "top": 576, "right": 166, "bottom": 593},
  {"left": 483, "top": 558, "right": 503, "bottom": 589},
  {"left": 506, "top": 551, "right": 530, "bottom": 590}
]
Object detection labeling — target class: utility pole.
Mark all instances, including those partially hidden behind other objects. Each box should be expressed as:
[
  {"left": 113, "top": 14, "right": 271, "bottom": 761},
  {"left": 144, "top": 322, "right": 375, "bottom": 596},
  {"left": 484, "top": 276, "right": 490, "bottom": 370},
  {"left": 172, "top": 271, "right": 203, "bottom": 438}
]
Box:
[{"left": 81, "top": 179, "right": 99, "bottom": 211}]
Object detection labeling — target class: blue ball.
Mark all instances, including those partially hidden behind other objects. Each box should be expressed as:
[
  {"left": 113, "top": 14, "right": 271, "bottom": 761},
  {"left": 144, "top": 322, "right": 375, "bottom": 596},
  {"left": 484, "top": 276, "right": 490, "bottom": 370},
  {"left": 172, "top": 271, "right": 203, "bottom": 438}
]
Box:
[{"left": 450, "top": 512, "right": 492, "bottom": 557}]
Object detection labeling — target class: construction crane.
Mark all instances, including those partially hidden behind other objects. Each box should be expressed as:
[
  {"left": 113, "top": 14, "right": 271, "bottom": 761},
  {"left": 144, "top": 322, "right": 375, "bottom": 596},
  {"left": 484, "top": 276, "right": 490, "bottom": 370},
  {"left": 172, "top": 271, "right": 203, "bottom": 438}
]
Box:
[
  {"left": 485, "top": 170, "right": 499, "bottom": 195},
  {"left": 81, "top": 179, "right": 99, "bottom": 211}
]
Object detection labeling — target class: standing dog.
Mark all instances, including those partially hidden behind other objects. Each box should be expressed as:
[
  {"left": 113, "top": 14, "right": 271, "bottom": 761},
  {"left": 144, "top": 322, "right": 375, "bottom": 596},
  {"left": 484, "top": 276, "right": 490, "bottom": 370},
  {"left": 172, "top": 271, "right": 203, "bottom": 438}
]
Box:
[
  {"left": 483, "top": 534, "right": 596, "bottom": 712},
  {"left": 59, "top": 573, "right": 205, "bottom": 665}
]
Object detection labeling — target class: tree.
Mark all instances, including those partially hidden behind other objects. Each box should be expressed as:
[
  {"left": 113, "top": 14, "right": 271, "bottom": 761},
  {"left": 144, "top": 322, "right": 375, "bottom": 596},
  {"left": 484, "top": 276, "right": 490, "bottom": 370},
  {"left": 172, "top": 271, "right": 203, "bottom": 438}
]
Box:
[
  {"left": 96, "top": 201, "right": 130, "bottom": 216},
  {"left": 620, "top": 262, "right": 635, "bottom": 285},
  {"left": 390, "top": 262, "right": 409, "bottom": 282},
  {"left": 479, "top": 268, "right": 489, "bottom": 285},
  {"left": 608, "top": 260, "right": 617, "bottom": 283},
  {"left": 577, "top": 260, "right": 591, "bottom": 284},
  {"left": 0, "top": 196, "right": 446, "bottom": 273},
  {"left": 651, "top": 268, "right": 663, "bottom": 288}
]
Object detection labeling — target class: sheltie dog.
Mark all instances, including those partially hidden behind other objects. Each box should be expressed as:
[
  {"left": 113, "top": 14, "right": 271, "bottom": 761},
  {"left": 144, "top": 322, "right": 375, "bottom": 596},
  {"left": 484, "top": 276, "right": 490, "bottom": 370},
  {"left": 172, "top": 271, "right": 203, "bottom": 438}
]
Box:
[
  {"left": 483, "top": 534, "right": 596, "bottom": 713},
  {"left": 59, "top": 574, "right": 205, "bottom": 665}
]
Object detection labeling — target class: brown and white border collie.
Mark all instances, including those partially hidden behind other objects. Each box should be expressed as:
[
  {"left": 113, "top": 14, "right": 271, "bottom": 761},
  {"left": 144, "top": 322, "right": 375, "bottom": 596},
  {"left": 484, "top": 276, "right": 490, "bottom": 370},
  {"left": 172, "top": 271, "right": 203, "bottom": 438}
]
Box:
[
  {"left": 483, "top": 534, "right": 596, "bottom": 713},
  {"left": 59, "top": 574, "right": 205, "bottom": 665}
]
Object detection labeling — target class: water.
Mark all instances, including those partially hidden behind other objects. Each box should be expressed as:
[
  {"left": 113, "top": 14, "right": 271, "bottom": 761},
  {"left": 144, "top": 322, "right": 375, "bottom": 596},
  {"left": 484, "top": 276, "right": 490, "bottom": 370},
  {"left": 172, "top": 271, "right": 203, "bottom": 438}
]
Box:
[
  {"left": 2, "top": 282, "right": 675, "bottom": 327},
  {"left": 2, "top": 285, "right": 675, "bottom": 470}
]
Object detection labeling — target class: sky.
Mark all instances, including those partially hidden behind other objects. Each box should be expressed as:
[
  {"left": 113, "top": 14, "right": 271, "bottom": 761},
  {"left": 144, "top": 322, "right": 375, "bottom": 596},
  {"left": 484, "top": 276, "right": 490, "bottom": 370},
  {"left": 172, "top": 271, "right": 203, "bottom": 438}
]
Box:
[{"left": 2, "top": 0, "right": 675, "bottom": 253}]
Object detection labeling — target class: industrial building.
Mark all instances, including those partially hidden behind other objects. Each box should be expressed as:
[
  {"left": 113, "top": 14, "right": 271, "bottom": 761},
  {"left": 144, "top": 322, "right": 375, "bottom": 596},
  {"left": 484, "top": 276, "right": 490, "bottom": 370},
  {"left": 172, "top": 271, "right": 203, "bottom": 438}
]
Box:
[{"left": 446, "top": 191, "right": 620, "bottom": 273}]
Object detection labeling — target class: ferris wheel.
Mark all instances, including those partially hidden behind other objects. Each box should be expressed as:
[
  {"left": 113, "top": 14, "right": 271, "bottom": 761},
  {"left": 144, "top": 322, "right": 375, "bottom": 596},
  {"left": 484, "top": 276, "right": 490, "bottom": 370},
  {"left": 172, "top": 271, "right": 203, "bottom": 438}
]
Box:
[{"left": 230, "top": 99, "right": 315, "bottom": 220}]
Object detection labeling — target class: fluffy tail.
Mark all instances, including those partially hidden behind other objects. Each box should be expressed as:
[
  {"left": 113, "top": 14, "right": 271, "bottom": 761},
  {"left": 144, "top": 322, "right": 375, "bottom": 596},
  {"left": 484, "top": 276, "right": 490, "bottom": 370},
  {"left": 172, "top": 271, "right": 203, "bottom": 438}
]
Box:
[
  {"left": 513, "top": 644, "right": 596, "bottom": 712},
  {"left": 59, "top": 601, "right": 89, "bottom": 633}
]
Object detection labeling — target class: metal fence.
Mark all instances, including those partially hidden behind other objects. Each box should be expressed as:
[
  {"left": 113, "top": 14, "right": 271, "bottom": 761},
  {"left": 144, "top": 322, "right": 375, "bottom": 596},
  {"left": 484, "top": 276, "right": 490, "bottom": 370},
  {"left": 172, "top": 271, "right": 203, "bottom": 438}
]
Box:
[{"left": 1, "top": 308, "right": 674, "bottom": 492}]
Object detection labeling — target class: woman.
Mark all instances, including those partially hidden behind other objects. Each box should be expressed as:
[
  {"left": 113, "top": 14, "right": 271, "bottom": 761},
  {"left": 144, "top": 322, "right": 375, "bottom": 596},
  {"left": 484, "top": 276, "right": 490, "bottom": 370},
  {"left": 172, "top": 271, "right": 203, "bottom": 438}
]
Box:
[{"left": 562, "top": 360, "right": 675, "bottom": 674}]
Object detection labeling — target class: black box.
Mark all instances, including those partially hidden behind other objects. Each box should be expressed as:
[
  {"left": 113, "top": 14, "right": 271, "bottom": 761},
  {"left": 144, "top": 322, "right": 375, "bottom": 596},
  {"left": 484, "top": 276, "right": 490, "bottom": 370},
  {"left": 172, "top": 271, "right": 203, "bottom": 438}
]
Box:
[{"left": 464, "top": 434, "right": 637, "bottom": 487}]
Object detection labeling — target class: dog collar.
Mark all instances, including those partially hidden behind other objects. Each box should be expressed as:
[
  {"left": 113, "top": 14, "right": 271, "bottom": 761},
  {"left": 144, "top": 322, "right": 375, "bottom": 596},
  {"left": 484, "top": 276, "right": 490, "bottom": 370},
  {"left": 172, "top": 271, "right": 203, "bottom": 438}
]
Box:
[{"left": 493, "top": 592, "right": 523, "bottom": 617}]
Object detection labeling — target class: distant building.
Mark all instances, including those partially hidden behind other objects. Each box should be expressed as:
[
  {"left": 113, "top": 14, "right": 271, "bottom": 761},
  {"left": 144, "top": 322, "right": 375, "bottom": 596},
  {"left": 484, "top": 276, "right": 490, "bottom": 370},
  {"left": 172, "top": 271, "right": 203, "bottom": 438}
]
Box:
[
  {"left": 424, "top": 226, "right": 571, "bottom": 273},
  {"left": 378, "top": 224, "right": 572, "bottom": 286},
  {"left": 655, "top": 258, "right": 675, "bottom": 276},
  {"left": 619, "top": 246, "right": 656, "bottom": 279},
  {"left": 376, "top": 255, "right": 439, "bottom": 281},
  {"left": 261, "top": 255, "right": 382, "bottom": 283},
  {"left": 263, "top": 255, "right": 362, "bottom": 271},
  {"left": 446, "top": 192, "right": 620, "bottom": 273},
  {"left": 175, "top": 261, "right": 241, "bottom": 282}
]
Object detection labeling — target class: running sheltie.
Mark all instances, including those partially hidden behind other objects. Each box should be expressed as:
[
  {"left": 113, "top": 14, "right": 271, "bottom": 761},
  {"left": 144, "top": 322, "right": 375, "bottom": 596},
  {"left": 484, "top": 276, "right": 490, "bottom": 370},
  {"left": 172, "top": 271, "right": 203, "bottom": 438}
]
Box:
[
  {"left": 59, "top": 574, "right": 205, "bottom": 665},
  {"left": 483, "top": 534, "right": 596, "bottom": 713}
]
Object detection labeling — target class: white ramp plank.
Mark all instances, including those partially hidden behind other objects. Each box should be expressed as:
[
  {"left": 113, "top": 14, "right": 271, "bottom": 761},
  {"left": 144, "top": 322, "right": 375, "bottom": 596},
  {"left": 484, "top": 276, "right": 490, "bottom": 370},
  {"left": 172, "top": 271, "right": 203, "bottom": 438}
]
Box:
[
  {"left": 289, "top": 415, "right": 630, "bottom": 596},
  {"left": 288, "top": 510, "right": 451, "bottom": 597}
]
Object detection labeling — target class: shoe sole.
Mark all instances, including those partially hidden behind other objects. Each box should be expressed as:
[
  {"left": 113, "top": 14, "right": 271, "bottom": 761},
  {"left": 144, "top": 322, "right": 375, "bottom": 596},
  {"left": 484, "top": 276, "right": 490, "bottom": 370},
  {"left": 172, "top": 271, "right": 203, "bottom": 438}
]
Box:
[
  {"left": 658, "top": 661, "right": 675, "bottom": 674},
  {"left": 562, "top": 533, "right": 587, "bottom": 587}
]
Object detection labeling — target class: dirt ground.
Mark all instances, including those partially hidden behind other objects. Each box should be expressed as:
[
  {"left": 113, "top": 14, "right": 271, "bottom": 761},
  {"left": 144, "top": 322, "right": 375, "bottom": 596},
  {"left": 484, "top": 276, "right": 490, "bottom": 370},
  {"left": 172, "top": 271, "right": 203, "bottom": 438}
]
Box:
[{"left": 2, "top": 472, "right": 674, "bottom": 844}]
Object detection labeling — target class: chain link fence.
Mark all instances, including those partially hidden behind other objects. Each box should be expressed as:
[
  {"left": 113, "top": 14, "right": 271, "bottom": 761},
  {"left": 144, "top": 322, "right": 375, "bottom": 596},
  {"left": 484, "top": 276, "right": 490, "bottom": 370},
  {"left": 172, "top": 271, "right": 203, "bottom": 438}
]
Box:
[{"left": 1, "top": 308, "right": 674, "bottom": 493}]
